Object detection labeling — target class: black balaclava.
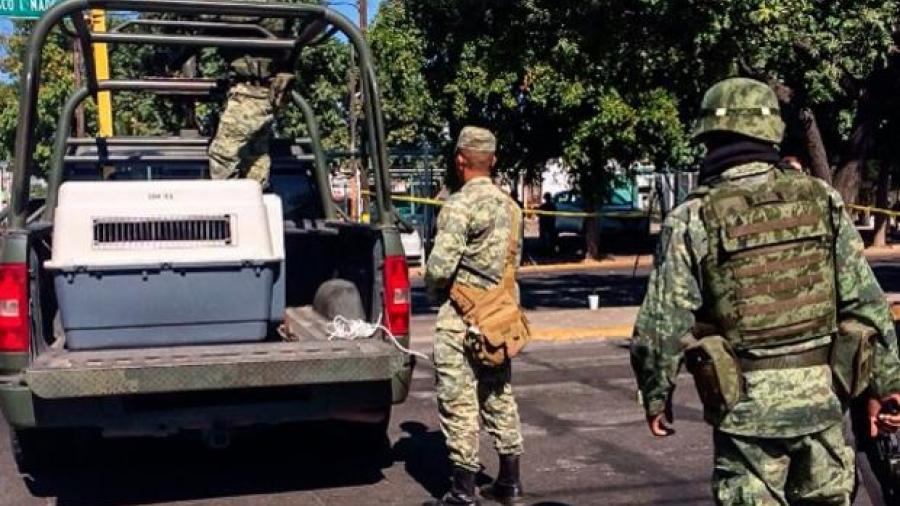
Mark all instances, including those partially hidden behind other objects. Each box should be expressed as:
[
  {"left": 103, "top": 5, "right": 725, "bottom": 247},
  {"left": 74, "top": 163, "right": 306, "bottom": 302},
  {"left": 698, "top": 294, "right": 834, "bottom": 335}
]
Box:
[{"left": 700, "top": 134, "right": 780, "bottom": 184}]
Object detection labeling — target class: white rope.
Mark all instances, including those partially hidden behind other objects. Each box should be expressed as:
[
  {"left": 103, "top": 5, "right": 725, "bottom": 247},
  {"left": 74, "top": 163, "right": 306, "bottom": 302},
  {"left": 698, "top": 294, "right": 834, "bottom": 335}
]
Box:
[{"left": 327, "top": 315, "right": 431, "bottom": 362}]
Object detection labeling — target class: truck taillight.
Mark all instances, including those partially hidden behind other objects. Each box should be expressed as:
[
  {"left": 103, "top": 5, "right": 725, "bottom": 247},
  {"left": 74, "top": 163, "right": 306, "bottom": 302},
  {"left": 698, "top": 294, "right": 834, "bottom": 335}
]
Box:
[
  {"left": 384, "top": 255, "right": 410, "bottom": 336},
  {"left": 0, "top": 263, "right": 28, "bottom": 353}
]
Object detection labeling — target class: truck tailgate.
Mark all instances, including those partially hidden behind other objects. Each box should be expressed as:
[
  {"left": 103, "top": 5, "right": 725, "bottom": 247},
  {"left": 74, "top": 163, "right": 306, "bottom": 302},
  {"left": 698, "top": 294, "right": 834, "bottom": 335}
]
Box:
[{"left": 26, "top": 340, "right": 398, "bottom": 399}]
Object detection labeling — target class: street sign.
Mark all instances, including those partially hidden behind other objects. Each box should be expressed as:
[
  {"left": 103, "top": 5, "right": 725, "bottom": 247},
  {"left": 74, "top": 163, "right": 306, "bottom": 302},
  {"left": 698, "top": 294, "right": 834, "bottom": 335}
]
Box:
[{"left": 0, "top": 0, "right": 61, "bottom": 19}]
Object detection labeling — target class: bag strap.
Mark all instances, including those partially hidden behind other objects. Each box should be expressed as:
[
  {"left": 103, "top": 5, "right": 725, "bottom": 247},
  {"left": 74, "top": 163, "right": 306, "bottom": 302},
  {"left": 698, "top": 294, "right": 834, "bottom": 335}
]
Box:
[{"left": 501, "top": 201, "right": 521, "bottom": 291}]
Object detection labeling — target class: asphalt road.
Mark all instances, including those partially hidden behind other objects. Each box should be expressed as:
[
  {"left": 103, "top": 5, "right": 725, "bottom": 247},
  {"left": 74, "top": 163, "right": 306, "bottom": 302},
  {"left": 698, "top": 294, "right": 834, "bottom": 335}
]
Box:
[
  {"left": 0, "top": 339, "right": 715, "bottom": 506},
  {"left": 2, "top": 260, "right": 898, "bottom": 505},
  {"left": 412, "top": 265, "right": 652, "bottom": 316}
]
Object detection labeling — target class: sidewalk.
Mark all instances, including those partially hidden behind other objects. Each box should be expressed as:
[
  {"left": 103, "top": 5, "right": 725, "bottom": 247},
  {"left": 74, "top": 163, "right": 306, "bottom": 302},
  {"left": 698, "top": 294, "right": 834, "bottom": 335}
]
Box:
[
  {"left": 411, "top": 306, "right": 639, "bottom": 343},
  {"left": 413, "top": 246, "right": 900, "bottom": 279}
]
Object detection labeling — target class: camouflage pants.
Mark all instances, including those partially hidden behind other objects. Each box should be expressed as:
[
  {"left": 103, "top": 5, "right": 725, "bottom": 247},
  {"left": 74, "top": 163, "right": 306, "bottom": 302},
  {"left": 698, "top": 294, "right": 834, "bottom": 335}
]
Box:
[
  {"left": 712, "top": 423, "right": 854, "bottom": 505},
  {"left": 208, "top": 82, "right": 274, "bottom": 187},
  {"left": 434, "top": 315, "right": 524, "bottom": 472}
]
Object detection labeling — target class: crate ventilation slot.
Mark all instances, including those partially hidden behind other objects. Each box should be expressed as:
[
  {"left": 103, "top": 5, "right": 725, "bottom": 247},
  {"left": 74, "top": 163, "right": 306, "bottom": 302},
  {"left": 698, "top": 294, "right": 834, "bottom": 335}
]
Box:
[{"left": 92, "top": 215, "right": 233, "bottom": 249}]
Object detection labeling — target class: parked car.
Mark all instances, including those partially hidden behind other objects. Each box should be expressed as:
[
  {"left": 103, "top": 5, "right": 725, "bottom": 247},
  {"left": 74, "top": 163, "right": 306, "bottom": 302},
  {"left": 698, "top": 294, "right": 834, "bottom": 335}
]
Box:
[
  {"left": 552, "top": 184, "right": 650, "bottom": 238},
  {"left": 394, "top": 196, "right": 435, "bottom": 265},
  {"left": 400, "top": 227, "right": 424, "bottom": 266}
]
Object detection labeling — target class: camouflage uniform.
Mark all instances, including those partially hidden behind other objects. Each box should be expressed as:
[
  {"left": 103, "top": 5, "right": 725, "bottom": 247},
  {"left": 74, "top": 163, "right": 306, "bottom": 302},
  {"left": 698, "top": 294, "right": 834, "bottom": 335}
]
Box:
[
  {"left": 630, "top": 78, "right": 900, "bottom": 505},
  {"left": 208, "top": 2, "right": 295, "bottom": 187},
  {"left": 209, "top": 83, "right": 275, "bottom": 186},
  {"left": 425, "top": 131, "right": 524, "bottom": 474}
]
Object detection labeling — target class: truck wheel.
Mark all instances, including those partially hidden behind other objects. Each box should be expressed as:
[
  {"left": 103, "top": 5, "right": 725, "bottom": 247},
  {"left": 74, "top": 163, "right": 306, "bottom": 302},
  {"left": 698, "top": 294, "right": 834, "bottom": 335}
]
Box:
[
  {"left": 11, "top": 428, "right": 96, "bottom": 474},
  {"left": 10, "top": 429, "right": 51, "bottom": 474},
  {"left": 358, "top": 407, "right": 391, "bottom": 447}
]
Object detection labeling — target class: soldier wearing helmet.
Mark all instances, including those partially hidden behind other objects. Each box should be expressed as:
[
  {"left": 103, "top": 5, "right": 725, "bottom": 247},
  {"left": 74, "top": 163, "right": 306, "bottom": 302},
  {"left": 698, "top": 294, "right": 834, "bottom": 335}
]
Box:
[{"left": 630, "top": 77, "right": 900, "bottom": 504}]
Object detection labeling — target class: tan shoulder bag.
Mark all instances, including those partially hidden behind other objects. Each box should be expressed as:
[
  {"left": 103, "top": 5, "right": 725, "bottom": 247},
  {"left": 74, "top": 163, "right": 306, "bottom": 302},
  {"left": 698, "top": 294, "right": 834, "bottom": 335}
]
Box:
[{"left": 450, "top": 202, "right": 531, "bottom": 366}]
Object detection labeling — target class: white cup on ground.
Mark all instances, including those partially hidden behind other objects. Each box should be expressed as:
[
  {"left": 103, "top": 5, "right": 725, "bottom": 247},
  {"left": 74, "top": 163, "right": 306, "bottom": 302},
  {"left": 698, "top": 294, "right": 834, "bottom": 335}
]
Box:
[{"left": 588, "top": 294, "right": 600, "bottom": 311}]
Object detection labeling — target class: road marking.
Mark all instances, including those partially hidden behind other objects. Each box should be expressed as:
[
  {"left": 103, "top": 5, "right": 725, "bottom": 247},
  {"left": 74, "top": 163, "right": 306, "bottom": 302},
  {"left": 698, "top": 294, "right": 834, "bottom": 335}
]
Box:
[
  {"left": 410, "top": 258, "right": 653, "bottom": 278},
  {"left": 413, "top": 325, "right": 634, "bottom": 344},
  {"left": 532, "top": 325, "right": 633, "bottom": 341}
]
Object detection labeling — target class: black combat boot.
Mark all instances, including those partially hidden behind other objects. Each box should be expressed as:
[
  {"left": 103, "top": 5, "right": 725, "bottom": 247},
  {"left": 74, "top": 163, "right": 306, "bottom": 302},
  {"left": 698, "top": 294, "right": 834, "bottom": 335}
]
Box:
[
  {"left": 480, "top": 454, "right": 524, "bottom": 505},
  {"left": 422, "top": 466, "right": 479, "bottom": 506}
]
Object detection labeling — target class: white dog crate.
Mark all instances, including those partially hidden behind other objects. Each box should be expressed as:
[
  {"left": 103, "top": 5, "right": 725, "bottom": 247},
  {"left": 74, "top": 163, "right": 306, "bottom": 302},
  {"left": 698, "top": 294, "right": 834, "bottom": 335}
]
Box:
[{"left": 45, "top": 180, "right": 285, "bottom": 350}]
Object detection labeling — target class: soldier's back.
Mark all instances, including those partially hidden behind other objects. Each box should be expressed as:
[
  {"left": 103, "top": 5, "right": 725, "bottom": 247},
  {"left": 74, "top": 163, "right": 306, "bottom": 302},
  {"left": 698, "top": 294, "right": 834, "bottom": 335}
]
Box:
[{"left": 448, "top": 179, "right": 520, "bottom": 290}]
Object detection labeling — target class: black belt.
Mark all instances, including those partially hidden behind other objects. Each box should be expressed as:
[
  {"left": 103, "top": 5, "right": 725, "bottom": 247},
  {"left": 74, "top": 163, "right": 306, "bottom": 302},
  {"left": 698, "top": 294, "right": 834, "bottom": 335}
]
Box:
[{"left": 739, "top": 345, "right": 830, "bottom": 372}]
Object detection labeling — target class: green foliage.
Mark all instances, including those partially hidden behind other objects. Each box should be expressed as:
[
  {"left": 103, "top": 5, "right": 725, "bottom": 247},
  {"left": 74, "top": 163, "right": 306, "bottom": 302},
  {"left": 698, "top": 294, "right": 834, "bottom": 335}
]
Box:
[
  {"left": 279, "top": 38, "right": 351, "bottom": 151},
  {"left": 0, "top": 21, "right": 76, "bottom": 173},
  {"left": 368, "top": 0, "right": 444, "bottom": 148},
  {"left": 400, "top": 0, "right": 695, "bottom": 199},
  {"left": 2, "top": 0, "right": 899, "bottom": 202}
]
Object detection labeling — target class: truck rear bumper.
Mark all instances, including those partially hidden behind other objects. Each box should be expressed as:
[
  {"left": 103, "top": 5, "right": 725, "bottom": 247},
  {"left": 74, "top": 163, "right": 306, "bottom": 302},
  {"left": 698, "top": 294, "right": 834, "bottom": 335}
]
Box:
[{"left": 25, "top": 340, "right": 401, "bottom": 399}]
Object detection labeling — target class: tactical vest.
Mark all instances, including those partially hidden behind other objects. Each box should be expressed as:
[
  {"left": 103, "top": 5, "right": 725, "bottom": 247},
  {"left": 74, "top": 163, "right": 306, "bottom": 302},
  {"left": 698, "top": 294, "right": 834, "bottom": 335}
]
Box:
[{"left": 696, "top": 167, "right": 838, "bottom": 351}]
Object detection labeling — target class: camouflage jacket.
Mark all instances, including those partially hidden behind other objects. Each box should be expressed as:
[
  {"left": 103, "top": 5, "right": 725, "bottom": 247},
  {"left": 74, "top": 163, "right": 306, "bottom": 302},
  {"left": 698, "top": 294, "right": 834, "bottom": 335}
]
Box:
[
  {"left": 631, "top": 162, "right": 900, "bottom": 438},
  {"left": 425, "top": 177, "right": 523, "bottom": 332}
]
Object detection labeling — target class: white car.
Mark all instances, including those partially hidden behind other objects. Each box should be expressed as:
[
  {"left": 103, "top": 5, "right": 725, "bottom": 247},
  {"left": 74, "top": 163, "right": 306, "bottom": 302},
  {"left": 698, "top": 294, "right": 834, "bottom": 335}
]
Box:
[{"left": 401, "top": 228, "right": 424, "bottom": 266}]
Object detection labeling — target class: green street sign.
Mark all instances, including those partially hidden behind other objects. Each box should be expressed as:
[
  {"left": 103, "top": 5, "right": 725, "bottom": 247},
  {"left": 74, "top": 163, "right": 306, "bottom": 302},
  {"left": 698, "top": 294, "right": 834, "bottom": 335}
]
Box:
[{"left": 0, "top": 0, "right": 61, "bottom": 19}]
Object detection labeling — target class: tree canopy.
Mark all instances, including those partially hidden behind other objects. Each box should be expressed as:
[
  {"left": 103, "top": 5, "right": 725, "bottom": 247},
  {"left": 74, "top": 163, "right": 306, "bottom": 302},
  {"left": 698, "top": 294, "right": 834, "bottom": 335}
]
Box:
[{"left": 1, "top": 0, "right": 900, "bottom": 217}]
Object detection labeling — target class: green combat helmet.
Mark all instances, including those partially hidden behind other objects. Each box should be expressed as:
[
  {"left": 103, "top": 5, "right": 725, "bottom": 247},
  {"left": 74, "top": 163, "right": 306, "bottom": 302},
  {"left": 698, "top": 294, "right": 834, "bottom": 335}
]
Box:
[{"left": 692, "top": 77, "right": 785, "bottom": 144}]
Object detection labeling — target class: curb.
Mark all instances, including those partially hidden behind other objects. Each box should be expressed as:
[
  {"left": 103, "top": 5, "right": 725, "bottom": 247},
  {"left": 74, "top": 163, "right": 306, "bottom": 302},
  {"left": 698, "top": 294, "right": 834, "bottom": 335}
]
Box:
[
  {"left": 531, "top": 325, "right": 633, "bottom": 342},
  {"left": 410, "top": 256, "right": 654, "bottom": 278}
]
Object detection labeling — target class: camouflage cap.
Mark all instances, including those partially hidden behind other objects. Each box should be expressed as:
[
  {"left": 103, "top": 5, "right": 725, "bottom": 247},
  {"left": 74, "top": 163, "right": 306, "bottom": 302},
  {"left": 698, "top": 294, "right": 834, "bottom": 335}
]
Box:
[
  {"left": 693, "top": 77, "right": 785, "bottom": 144},
  {"left": 456, "top": 126, "right": 497, "bottom": 153}
]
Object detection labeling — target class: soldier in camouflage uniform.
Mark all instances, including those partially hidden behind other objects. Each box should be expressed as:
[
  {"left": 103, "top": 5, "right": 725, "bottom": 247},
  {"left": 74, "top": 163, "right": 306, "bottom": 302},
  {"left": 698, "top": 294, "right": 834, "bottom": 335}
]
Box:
[
  {"left": 630, "top": 77, "right": 900, "bottom": 505},
  {"left": 424, "top": 127, "right": 525, "bottom": 506},
  {"left": 208, "top": 1, "right": 296, "bottom": 188}
]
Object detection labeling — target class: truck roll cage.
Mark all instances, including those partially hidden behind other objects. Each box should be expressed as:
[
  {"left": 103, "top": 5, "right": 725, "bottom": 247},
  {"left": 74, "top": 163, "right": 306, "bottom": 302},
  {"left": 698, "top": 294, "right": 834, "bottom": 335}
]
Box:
[
  {"left": 12, "top": 0, "right": 393, "bottom": 229},
  {"left": 42, "top": 81, "right": 334, "bottom": 222}
]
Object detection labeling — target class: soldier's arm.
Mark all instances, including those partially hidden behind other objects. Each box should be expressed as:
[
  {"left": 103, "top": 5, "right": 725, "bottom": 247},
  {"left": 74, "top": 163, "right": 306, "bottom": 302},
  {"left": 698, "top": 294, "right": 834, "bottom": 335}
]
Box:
[
  {"left": 829, "top": 192, "right": 900, "bottom": 397},
  {"left": 424, "top": 199, "right": 469, "bottom": 301},
  {"left": 630, "top": 211, "right": 703, "bottom": 418}
]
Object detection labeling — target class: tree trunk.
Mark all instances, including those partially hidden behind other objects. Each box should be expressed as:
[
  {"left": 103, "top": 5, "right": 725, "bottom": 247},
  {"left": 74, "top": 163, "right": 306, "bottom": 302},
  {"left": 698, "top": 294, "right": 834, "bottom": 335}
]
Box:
[
  {"left": 584, "top": 214, "right": 601, "bottom": 260},
  {"left": 766, "top": 81, "right": 833, "bottom": 184},
  {"left": 833, "top": 160, "right": 863, "bottom": 206},
  {"left": 833, "top": 114, "right": 875, "bottom": 205},
  {"left": 798, "top": 108, "right": 832, "bottom": 184},
  {"left": 872, "top": 162, "right": 891, "bottom": 248}
]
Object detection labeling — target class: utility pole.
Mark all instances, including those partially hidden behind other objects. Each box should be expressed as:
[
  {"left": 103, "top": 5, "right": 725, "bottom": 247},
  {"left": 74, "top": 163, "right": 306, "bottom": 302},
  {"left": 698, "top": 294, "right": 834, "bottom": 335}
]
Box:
[
  {"left": 89, "top": 9, "right": 113, "bottom": 137},
  {"left": 347, "top": 0, "right": 367, "bottom": 220},
  {"left": 359, "top": 0, "right": 367, "bottom": 31}
]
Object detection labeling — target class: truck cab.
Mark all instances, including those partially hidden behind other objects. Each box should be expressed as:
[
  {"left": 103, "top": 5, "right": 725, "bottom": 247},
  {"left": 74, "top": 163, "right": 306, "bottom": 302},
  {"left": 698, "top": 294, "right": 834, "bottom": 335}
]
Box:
[{"left": 0, "top": 0, "right": 413, "bottom": 471}]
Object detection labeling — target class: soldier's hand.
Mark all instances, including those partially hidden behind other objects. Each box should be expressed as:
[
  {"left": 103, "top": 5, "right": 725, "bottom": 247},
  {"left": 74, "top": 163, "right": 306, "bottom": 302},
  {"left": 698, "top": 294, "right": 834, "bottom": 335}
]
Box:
[
  {"left": 647, "top": 400, "right": 675, "bottom": 437},
  {"left": 868, "top": 393, "right": 900, "bottom": 437}
]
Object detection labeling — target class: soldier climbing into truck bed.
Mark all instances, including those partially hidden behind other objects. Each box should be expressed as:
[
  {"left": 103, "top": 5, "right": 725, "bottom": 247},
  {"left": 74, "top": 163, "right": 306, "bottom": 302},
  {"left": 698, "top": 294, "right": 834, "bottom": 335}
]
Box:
[{"left": 207, "top": 0, "right": 299, "bottom": 188}]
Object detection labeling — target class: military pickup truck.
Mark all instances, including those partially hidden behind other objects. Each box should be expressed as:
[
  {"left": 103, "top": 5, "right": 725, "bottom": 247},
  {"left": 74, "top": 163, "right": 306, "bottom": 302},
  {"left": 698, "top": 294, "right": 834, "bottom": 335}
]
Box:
[{"left": 0, "top": 0, "right": 414, "bottom": 471}]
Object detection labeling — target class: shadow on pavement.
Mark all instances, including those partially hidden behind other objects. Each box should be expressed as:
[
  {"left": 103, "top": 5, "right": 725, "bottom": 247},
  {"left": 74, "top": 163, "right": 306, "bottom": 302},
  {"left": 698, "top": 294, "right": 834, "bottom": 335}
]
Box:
[
  {"left": 872, "top": 264, "right": 900, "bottom": 293},
  {"left": 414, "top": 272, "right": 649, "bottom": 315},
  {"left": 22, "top": 423, "right": 392, "bottom": 506},
  {"left": 392, "top": 421, "right": 453, "bottom": 498},
  {"left": 391, "top": 422, "right": 576, "bottom": 506},
  {"left": 521, "top": 234, "right": 658, "bottom": 267},
  {"left": 519, "top": 273, "right": 647, "bottom": 310}
]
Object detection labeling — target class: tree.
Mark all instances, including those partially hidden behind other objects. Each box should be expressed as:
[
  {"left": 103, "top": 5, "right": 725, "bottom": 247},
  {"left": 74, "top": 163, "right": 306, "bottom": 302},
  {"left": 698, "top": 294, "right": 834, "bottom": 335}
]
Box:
[
  {"left": 368, "top": 0, "right": 444, "bottom": 148},
  {"left": 398, "top": 0, "right": 695, "bottom": 257},
  {"left": 0, "top": 21, "right": 80, "bottom": 174}
]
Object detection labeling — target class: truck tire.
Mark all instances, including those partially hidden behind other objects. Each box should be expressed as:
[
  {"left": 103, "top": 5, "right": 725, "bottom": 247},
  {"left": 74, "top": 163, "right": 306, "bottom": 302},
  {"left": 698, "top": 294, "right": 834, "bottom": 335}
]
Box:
[
  {"left": 313, "top": 279, "right": 366, "bottom": 322},
  {"left": 350, "top": 406, "right": 392, "bottom": 460},
  {"left": 10, "top": 429, "right": 52, "bottom": 474},
  {"left": 11, "top": 428, "right": 96, "bottom": 474}
]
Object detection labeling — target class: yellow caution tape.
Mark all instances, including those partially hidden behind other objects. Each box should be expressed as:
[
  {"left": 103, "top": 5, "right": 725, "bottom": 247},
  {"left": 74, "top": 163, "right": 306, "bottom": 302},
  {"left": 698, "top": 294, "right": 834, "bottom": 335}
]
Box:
[
  {"left": 848, "top": 204, "right": 900, "bottom": 218},
  {"left": 388, "top": 194, "right": 445, "bottom": 207},
  {"left": 385, "top": 193, "right": 649, "bottom": 219}
]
